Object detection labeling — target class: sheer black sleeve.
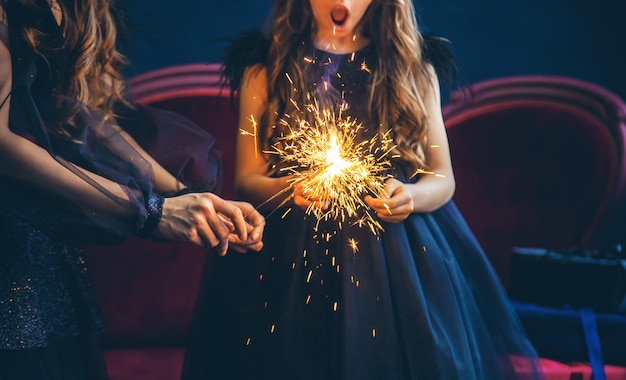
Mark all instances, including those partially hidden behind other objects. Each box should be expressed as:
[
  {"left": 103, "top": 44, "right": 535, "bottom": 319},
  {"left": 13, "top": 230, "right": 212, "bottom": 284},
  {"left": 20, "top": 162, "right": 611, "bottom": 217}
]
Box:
[
  {"left": 220, "top": 29, "right": 271, "bottom": 95},
  {"left": 0, "top": 12, "right": 221, "bottom": 245}
]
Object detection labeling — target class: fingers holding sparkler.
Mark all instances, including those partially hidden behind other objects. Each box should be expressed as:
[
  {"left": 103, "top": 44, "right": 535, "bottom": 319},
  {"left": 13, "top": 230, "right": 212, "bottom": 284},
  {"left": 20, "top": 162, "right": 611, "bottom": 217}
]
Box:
[
  {"left": 195, "top": 194, "right": 235, "bottom": 256},
  {"left": 215, "top": 212, "right": 264, "bottom": 254},
  {"left": 365, "top": 178, "right": 414, "bottom": 223},
  {"left": 226, "top": 201, "right": 266, "bottom": 253},
  {"left": 162, "top": 193, "right": 262, "bottom": 256},
  {"left": 212, "top": 198, "right": 266, "bottom": 255},
  {"left": 157, "top": 193, "right": 231, "bottom": 253}
]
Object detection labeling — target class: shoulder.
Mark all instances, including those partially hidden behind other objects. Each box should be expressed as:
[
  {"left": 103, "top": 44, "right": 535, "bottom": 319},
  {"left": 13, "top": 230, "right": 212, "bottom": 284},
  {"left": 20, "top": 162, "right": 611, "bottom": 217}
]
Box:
[
  {"left": 243, "top": 63, "right": 267, "bottom": 81},
  {"left": 241, "top": 63, "right": 268, "bottom": 98},
  {"left": 423, "top": 62, "right": 439, "bottom": 87}
]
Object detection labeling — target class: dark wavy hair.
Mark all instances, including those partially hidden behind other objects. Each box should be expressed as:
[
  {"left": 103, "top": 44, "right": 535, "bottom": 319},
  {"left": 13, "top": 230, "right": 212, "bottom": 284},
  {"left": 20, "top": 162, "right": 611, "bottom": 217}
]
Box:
[{"left": 1, "top": 0, "right": 130, "bottom": 133}]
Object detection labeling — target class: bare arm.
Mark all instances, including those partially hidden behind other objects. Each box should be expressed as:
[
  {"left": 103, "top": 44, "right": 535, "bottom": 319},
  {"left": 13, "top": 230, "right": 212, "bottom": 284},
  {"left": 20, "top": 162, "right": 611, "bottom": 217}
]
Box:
[
  {"left": 366, "top": 64, "right": 456, "bottom": 221},
  {"left": 234, "top": 65, "right": 292, "bottom": 211},
  {"left": 406, "top": 64, "right": 456, "bottom": 211}
]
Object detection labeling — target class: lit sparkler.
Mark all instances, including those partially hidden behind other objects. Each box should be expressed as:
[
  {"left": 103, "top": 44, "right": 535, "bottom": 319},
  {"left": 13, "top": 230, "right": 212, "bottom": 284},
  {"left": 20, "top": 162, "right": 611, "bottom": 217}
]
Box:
[{"left": 268, "top": 100, "right": 396, "bottom": 235}]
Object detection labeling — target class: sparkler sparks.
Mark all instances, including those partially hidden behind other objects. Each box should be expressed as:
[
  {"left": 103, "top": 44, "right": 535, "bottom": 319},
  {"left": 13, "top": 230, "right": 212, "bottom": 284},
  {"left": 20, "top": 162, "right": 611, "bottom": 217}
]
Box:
[
  {"left": 240, "top": 54, "right": 444, "bottom": 264},
  {"left": 348, "top": 238, "right": 359, "bottom": 253},
  {"left": 240, "top": 115, "right": 259, "bottom": 158},
  {"left": 269, "top": 100, "right": 396, "bottom": 235}
]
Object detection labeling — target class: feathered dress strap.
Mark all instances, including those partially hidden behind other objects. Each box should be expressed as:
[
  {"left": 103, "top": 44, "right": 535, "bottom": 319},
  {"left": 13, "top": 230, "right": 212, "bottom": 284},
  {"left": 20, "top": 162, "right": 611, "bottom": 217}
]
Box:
[
  {"left": 421, "top": 33, "right": 459, "bottom": 88},
  {"left": 219, "top": 29, "right": 459, "bottom": 93},
  {"left": 220, "top": 29, "right": 271, "bottom": 94}
]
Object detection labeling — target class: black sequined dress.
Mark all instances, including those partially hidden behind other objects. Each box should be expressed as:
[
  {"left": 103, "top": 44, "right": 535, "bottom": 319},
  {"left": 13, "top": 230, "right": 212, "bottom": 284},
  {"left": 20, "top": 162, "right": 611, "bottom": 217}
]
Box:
[{"left": 0, "top": 2, "right": 221, "bottom": 379}]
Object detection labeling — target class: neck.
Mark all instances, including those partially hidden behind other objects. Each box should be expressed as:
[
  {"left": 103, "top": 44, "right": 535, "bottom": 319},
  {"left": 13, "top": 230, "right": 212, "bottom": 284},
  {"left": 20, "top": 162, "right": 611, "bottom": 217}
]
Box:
[{"left": 312, "top": 32, "right": 370, "bottom": 54}]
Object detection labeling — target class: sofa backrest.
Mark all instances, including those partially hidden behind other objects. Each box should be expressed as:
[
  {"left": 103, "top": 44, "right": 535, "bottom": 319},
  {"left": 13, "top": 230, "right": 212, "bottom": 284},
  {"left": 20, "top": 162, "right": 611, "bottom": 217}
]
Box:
[{"left": 442, "top": 75, "right": 626, "bottom": 287}]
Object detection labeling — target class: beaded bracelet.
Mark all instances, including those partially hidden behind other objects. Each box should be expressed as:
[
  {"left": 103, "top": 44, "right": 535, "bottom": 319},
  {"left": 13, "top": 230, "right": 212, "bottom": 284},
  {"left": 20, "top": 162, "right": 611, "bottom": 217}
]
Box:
[{"left": 138, "top": 193, "right": 164, "bottom": 238}]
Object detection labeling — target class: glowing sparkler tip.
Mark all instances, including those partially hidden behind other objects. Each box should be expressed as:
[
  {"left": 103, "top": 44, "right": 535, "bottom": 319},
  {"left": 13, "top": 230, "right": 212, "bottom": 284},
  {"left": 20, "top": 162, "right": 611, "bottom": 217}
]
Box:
[{"left": 267, "top": 95, "right": 396, "bottom": 237}]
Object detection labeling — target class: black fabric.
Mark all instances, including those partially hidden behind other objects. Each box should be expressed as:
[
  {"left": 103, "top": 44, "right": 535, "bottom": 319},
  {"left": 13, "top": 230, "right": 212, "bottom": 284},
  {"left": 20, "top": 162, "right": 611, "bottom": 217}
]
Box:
[
  {"left": 0, "top": 334, "right": 108, "bottom": 380},
  {"left": 509, "top": 247, "right": 626, "bottom": 314}
]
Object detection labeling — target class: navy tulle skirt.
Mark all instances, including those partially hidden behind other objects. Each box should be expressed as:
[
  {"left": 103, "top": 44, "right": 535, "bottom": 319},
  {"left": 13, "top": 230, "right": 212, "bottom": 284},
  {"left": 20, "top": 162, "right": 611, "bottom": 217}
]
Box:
[{"left": 182, "top": 200, "right": 545, "bottom": 380}]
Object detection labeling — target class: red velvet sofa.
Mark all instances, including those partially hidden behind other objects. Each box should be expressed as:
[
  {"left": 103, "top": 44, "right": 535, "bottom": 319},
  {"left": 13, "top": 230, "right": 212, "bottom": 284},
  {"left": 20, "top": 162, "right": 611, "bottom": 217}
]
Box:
[
  {"left": 443, "top": 75, "right": 626, "bottom": 287},
  {"left": 443, "top": 75, "right": 626, "bottom": 379},
  {"left": 82, "top": 65, "right": 626, "bottom": 379}
]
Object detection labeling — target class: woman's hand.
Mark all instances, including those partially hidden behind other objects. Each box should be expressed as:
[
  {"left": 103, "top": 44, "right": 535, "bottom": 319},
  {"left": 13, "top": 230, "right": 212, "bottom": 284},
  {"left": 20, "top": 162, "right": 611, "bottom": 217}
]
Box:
[
  {"left": 155, "top": 193, "right": 265, "bottom": 256},
  {"left": 224, "top": 201, "right": 265, "bottom": 253},
  {"left": 365, "top": 178, "right": 414, "bottom": 223}
]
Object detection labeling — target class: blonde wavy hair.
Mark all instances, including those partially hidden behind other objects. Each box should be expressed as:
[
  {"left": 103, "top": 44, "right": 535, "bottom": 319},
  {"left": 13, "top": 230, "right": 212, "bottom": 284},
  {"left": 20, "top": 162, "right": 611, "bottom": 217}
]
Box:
[
  {"left": 16, "top": 0, "right": 129, "bottom": 133},
  {"left": 261, "top": 0, "right": 432, "bottom": 171}
]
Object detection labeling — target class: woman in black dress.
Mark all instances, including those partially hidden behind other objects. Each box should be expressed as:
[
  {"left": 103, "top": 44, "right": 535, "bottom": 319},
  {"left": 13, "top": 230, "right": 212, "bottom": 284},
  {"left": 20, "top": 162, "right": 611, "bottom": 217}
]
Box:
[{"left": 0, "top": 1, "right": 264, "bottom": 379}]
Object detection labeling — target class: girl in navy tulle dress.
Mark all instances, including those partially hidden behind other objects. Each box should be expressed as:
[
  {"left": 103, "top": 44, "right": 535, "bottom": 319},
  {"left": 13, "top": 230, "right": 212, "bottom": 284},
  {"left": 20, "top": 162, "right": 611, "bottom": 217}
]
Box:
[{"left": 183, "top": 0, "right": 545, "bottom": 379}]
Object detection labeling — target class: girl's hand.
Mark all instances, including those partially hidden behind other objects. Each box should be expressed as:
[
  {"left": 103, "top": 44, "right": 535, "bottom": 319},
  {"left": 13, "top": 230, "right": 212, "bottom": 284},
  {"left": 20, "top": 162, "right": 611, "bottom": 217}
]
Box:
[
  {"left": 292, "top": 182, "right": 329, "bottom": 212},
  {"left": 365, "top": 179, "right": 414, "bottom": 223}
]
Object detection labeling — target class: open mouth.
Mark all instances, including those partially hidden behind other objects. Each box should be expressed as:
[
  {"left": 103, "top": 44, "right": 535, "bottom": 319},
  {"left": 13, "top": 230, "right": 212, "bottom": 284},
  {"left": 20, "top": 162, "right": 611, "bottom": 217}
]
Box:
[{"left": 330, "top": 5, "right": 349, "bottom": 26}]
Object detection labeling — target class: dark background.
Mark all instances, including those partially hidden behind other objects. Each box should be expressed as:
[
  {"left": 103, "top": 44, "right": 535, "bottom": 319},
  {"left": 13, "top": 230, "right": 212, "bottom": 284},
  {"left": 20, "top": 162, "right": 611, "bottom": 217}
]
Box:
[{"left": 120, "top": 0, "right": 626, "bottom": 247}]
